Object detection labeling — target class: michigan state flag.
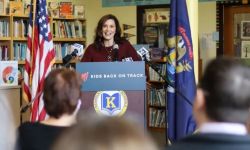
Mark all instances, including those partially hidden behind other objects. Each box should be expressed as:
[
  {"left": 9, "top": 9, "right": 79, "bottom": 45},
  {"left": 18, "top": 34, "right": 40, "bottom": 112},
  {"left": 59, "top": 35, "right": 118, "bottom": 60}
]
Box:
[{"left": 167, "top": 0, "right": 196, "bottom": 142}]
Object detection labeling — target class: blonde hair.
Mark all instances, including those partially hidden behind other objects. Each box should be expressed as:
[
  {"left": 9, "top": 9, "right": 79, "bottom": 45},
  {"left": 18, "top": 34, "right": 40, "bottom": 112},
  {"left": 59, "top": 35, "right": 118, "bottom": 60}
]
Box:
[{"left": 53, "top": 115, "right": 158, "bottom": 150}]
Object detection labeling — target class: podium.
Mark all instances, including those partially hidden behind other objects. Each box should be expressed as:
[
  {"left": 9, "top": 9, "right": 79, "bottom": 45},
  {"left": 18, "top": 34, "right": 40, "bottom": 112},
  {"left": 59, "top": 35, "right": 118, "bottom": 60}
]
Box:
[{"left": 76, "top": 62, "right": 146, "bottom": 125}]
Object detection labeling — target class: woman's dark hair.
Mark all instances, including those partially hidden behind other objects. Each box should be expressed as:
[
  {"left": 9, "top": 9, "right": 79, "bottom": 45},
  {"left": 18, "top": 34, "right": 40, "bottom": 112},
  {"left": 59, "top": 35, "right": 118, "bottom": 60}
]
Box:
[
  {"left": 43, "top": 68, "right": 82, "bottom": 118},
  {"left": 94, "top": 14, "right": 124, "bottom": 49}
]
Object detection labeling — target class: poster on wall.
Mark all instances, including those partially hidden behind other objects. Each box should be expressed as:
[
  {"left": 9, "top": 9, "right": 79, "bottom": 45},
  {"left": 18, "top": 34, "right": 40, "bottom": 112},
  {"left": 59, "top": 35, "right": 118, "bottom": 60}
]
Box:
[
  {"left": 145, "top": 8, "right": 169, "bottom": 24},
  {"left": 241, "top": 41, "right": 250, "bottom": 58},
  {"left": 241, "top": 21, "right": 250, "bottom": 39},
  {"left": 0, "top": 61, "right": 18, "bottom": 86}
]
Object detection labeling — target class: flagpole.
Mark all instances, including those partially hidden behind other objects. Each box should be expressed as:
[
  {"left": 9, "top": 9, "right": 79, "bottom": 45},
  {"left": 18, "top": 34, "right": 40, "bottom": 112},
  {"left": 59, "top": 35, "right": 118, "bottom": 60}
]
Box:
[{"left": 29, "top": 0, "right": 37, "bottom": 86}]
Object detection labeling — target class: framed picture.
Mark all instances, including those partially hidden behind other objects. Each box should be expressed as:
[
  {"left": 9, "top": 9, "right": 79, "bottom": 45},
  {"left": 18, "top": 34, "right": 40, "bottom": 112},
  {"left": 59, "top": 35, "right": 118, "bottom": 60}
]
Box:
[
  {"left": 241, "top": 41, "right": 250, "bottom": 58},
  {"left": 145, "top": 8, "right": 169, "bottom": 24},
  {"left": 241, "top": 21, "right": 250, "bottom": 39}
]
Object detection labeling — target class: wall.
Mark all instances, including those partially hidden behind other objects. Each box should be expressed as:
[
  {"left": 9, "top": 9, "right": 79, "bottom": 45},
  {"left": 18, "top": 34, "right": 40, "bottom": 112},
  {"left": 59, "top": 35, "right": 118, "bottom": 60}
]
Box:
[
  {"left": 187, "top": 0, "right": 198, "bottom": 82},
  {"left": 79, "top": 0, "right": 136, "bottom": 46},
  {"left": 50, "top": 0, "right": 218, "bottom": 79},
  {"left": 198, "top": 2, "right": 217, "bottom": 70}
]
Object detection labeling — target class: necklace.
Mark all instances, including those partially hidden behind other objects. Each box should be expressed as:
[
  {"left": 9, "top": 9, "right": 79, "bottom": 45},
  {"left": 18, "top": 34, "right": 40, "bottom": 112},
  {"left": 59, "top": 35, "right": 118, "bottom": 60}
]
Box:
[{"left": 105, "top": 46, "right": 113, "bottom": 62}]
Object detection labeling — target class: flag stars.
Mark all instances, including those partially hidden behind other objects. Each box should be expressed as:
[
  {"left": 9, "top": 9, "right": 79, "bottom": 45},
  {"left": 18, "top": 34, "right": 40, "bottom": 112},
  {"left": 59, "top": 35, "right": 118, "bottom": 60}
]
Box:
[{"left": 43, "top": 24, "right": 47, "bottom": 28}]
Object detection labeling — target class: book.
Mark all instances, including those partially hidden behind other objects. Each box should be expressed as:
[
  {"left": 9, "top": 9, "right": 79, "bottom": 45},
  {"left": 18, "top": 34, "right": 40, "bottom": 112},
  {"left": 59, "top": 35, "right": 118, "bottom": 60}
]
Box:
[
  {"left": 48, "top": 2, "right": 59, "bottom": 18},
  {"left": 24, "top": 0, "right": 31, "bottom": 15},
  {"left": 0, "top": 61, "right": 18, "bottom": 86},
  {"left": 9, "top": 1, "right": 23, "bottom": 15},
  {"left": 59, "top": 2, "right": 73, "bottom": 19},
  {"left": 74, "top": 5, "right": 85, "bottom": 19},
  {"left": 0, "top": 0, "right": 4, "bottom": 14}
]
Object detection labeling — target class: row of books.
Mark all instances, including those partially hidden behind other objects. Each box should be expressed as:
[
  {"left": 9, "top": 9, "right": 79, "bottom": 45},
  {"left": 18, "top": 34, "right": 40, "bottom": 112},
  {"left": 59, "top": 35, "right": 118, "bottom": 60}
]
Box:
[
  {"left": 148, "top": 88, "right": 166, "bottom": 106},
  {"left": 13, "top": 43, "right": 27, "bottom": 61},
  {"left": 48, "top": 2, "right": 85, "bottom": 19},
  {"left": 0, "top": 20, "right": 9, "bottom": 37},
  {"left": 13, "top": 19, "right": 28, "bottom": 38},
  {"left": 148, "top": 64, "right": 166, "bottom": 81},
  {"left": 0, "top": 45, "right": 8, "bottom": 60},
  {"left": 149, "top": 108, "right": 166, "bottom": 128},
  {"left": 0, "top": 0, "right": 84, "bottom": 19},
  {"left": 52, "top": 20, "right": 84, "bottom": 38}
]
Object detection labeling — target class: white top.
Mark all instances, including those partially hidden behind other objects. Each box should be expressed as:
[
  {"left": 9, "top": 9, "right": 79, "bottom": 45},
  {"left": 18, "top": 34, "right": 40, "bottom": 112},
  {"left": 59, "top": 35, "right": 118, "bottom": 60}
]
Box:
[{"left": 199, "top": 122, "right": 247, "bottom": 135}]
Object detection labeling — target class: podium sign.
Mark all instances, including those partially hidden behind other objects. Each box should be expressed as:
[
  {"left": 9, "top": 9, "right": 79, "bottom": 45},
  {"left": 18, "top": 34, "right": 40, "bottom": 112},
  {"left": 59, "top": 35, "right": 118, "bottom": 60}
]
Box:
[
  {"left": 76, "top": 62, "right": 146, "bottom": 126},
  {"left": 76, "top": 62, "right": 146, "bottom": 91}
]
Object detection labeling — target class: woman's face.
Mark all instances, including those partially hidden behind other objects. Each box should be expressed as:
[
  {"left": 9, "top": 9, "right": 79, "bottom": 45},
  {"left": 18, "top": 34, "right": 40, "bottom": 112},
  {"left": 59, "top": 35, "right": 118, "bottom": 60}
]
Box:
[{"left": 102, "top": 19, "right": 116, "bottom": 41}]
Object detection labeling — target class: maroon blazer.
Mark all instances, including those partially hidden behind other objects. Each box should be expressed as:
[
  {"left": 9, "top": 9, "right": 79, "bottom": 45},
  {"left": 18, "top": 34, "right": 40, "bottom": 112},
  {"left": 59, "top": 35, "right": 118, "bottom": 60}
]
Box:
[{"left": 81, "top": 40, "right": 141, "bottom": 62}]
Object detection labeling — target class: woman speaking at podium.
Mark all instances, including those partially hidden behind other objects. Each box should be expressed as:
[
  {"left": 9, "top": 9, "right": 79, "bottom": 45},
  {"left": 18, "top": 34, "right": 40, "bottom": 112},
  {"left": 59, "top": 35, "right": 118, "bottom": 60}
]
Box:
[{"left": 81, "top": 14, "right": 141, "bottom": 62}]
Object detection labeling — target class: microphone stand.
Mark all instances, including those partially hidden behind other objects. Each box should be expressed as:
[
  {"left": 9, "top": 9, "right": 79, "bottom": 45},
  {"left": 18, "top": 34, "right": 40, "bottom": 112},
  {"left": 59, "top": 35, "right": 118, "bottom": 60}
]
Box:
[
  {"left": 20, "top": 90, "right": 43, "bottom": 113},
  {"left": 145, "top": 59, "right": 193, "bottom": 106}
]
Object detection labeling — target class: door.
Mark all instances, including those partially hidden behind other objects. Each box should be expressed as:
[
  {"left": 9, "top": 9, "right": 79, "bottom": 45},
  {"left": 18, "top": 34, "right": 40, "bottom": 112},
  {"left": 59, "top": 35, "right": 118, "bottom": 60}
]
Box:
[{"left": 224, "top": 6, "right": 250, "bottom": 58}]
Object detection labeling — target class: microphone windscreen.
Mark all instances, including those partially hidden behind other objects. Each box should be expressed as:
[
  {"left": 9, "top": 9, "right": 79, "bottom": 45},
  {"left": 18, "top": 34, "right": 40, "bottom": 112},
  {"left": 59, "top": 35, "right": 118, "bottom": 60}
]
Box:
[
  {"left": 113, "top": 44, "right": 119, "bottom": 50},
  {"left": 137, "top": 47, "right": 150, "bottom": 61},
  {"left": 71, "top": 43, "right": 84, "bottom": 56}
]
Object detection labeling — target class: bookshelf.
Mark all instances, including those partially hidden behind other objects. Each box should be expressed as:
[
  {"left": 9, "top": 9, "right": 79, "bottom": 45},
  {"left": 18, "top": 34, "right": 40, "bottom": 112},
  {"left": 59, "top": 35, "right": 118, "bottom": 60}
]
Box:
[
  {"left": 146, "top": 61, "right": 166, "bottom": 131},
  {"left": 0, "top": 13, "right": 86, "bottom": 81},
  {"left": 0, "top": 14, "right": 10, "bottom": 61},
  {"left": 137, "top": 5, "right": 169, "bottom": 134},
  {"left": 51, "top": 17, "right": 86, "bottom": 65}
]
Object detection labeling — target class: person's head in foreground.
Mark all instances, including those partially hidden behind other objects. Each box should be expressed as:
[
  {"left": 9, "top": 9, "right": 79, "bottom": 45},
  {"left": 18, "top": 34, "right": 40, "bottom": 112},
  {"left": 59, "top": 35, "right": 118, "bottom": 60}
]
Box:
[
  {"left": 167, "top": 58, "right": 250, "bottom": 150},
  {"left": 43, "top": 68, "right": 82, "bottom": 121},
  {"left": 53, "top": 115, "right": 159, "bottom": 150},
  {"left": 195, "top": 57, "right": 250, "bottom": 126}
]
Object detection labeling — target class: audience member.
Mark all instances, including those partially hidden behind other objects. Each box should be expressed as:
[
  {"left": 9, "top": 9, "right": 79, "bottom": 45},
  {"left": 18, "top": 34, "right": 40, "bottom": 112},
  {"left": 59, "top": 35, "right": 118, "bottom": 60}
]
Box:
[
  {"left": 0, "top": 95, "right": 16, "bottom": 150},
  {"left": 53, "top": 114, "right": 158, "bottom": 150},
  {"left": 167, "top": 58, "right": 250, "bottom": 150},
  {"left": 17, "top": 68, "right": 83, "bottom": 150}
]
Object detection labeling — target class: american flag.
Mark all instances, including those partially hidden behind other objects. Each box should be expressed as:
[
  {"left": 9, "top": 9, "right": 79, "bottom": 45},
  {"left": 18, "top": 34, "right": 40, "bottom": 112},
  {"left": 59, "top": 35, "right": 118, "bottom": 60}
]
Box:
[{"left": 23, "top": 0, "right": 55, "bottom": 121}]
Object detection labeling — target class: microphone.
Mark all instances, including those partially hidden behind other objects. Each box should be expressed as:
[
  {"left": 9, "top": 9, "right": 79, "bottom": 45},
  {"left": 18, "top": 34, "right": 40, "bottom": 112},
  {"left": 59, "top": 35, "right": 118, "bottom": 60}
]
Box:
[
  {"left": 136, "top": 47, "right": 193, "bottom": 106},
  {"left": 113, "top": 44, "right": 119, "bottom": 61},
  {"left": 63, "top": 43, "right": 84, "bottom": 65},
  {"left": 63, "top": 49, "right": 77, "bottom": 65}
]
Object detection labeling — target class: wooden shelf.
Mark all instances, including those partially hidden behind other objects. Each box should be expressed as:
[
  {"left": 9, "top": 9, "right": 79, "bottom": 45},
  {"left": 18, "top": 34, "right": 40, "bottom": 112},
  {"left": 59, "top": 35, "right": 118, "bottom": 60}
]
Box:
[
  {"left": 13, "top": 37, "right": 27, "bottom": 41},
  {"left": 0, "top": 14, "right": 10, "bottom": 17},
  {"left": 148, "top": 105, "right": 166, "bottom": 109},
  {"left": 0, "top": 37, "right": 11, "bottom": 40},
  {"left": 12, "top": 15, "right": 29, "bottom": 18},
  {"left": 54, "top": 59, "right": 78, "bottom": 64},
  {"left": 148, "top": 127, "right": 166, "bottom": 132},
  {"left": 18, "top": 61, "right": 25, "bottom": 65},
  {"left": 147, "top": 80, "right": 165, "bottom": 84},
  {"left": 53, "top": 37, "right": 86, "bottom": 42},
  {"left": 52, "top": 17, "right": 85, "bottom": 21}
]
